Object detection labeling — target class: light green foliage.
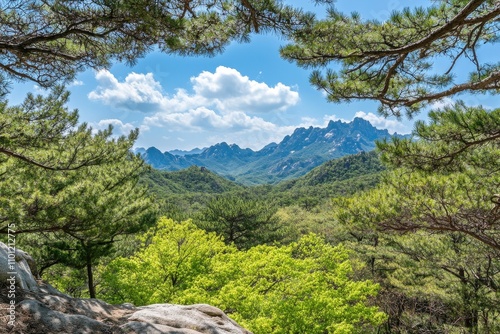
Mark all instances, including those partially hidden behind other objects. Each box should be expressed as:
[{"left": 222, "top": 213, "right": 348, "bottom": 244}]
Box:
[
  {"left": 100, "top": 218, "right": 229, "bottom": 305},
  {"left": 274, "top": 204, "right": 338, "bottom": 244},
  {"left": 281, "top": 1, "right": 500, "bottom": 116},
  {"left": 101, "top": 218, "right": 386, "bottom": 334},
  {"left": 40, "top": 234, "right": 142, "bottom": 298},
  {"left": 177, "top": 233, "right": 386, "bottom": 334}
]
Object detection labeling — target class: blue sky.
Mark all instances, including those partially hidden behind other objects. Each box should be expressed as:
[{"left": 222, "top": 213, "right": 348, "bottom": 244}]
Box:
[{"left": 9, "top": 0, "right": 500, "bottom": 151}]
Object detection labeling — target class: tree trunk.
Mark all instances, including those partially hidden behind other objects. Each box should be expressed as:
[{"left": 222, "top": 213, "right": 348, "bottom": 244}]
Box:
[{"left": 86, "top": 248, "right": 96, "bottom": 298}]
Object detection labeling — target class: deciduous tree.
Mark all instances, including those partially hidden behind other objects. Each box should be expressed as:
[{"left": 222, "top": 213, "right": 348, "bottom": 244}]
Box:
[
  {"left": 100, "top": 218, "right": 229, "bottom": 305},
  {"left": 101, "top": 219, "right": 386, "bottom": 334}
]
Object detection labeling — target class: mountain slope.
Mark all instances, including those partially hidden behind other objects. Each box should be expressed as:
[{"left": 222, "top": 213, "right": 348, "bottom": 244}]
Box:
[
  {"left": 262, "top": 151, "right": 385, "bottom": 206},
  {"left": 141, "top": 118, "right": 406, "bottom": 184},
  {"left": 288, "top": 150, "right": 385, "bottom": 188},
  {"left": 141, "top": 165, "right": 244, "bottom": 198}
]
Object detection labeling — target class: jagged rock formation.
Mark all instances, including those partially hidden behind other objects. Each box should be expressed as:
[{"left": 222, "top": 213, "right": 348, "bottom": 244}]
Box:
[
  {"left": 0, "top": 242, "right": 251, "bottom": 334},
  {"left": 140, "top": 117, "right": 408, "bottom": 184}
]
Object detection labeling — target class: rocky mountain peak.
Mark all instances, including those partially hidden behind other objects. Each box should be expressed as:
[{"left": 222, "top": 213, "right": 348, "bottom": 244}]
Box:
[{"left": 139, "top": 118, "right": 408, "bottom": 184}]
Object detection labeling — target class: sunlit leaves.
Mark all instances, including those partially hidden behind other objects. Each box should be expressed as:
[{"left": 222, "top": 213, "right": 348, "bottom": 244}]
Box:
[
  {"left": 101, "top": 219, "right": 386, "bottom": 334},
  {"left": 100, "top": 218, "right": 228, "bottom": 305}
]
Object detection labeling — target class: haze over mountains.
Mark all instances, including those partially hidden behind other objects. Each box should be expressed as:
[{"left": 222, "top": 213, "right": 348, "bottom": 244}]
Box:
[{"left": 138, "top": 118, "right": 408, "bottom": 185}]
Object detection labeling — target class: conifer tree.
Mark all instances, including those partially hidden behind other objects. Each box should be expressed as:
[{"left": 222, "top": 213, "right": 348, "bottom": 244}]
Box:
[
  {"left": 329, "top": 102, "right": 500, "bottom": 332},
  {"left": 197, "top": 195, "right": 282, "bottom": 249},
  {"left": 0, "top": 0, "right": 312, "bottom": 90},
  {"left": 281, "top": 0, "right": 500, "bottom": 116},
  {"left": 0, "top": 88, "right": 157, "bottom": 297}
]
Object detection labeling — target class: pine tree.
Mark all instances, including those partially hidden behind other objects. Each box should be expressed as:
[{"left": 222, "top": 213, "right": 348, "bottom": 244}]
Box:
[
  {"left": 196, "top": 195, "right": 282, "bottom": 249},
  {"left": 281, "top": 0, "right": 500, "bottom": 116},
  {"left": 0, "top": 88, "right": 157, "bottom": 298},
  {"left": 0, "top": 0, "right": 313, "bottom": 90}
]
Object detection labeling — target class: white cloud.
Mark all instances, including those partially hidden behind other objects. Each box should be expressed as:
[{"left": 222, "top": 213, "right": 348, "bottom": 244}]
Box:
[
  {"left": 191, "top": 66, "right": 299, "bottom": 113},
  {"left": 91, "top": 119, "right": 136, "bottom": 136},
  {"left": 88, "top": 68, "right": 410, "bottom": 150},
  {"left": 143, "top": 106, "right": 296, "bottom": 150},
  {"left": 353, "top": 111, "right": 410, "bottom": 134},
  {"left": 88, "top": 67, "right": 300, "bottom": 150},
  {"left": 89, "top": 70, "right": 165, "bottom": 112},
  {"left": 88, "top": 67, "right": 299, "bottom": 114},
  {"left": 145, "top": 107, "right": 277, "bottom": 132}
]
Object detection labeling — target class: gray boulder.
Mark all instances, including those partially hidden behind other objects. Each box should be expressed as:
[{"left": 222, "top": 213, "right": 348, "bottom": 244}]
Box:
[
  {"left": 0, "top": 242, "right": 39, "bottom": 293},
  {"left": 125, "top": 304, "right": 251, "bottom": 334}
]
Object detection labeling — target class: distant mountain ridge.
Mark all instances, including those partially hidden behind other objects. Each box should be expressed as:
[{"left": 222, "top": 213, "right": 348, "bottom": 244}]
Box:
[
  {"left": 140, "top": 118, "right": 407, "bottom": 184},
  {"left": 168, "top": 148, "right": 206, "bottom": 156}
]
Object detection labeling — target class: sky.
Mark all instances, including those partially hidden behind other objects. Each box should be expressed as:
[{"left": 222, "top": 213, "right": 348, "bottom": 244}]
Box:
[{"left": 8, "top": 0, "right": 500, "bottom": 152}]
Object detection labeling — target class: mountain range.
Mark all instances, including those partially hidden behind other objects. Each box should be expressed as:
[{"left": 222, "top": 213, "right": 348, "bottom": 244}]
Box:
[{"left": 137, "top": 117, "right": 407, "bottom": 185}]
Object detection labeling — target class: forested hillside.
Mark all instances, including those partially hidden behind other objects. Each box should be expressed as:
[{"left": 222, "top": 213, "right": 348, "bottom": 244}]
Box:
[
  {"left": 140, "top": 118, "right": 405, "bottom": 184},
  {"left": 142, "top": 166, "right": 243, "bottom": 196},
  {"left": 140, "top": 150, "right": 385, "bottom": 211}
]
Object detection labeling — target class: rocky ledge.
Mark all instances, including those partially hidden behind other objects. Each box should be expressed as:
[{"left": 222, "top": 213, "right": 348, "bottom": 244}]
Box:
[{"left": 0, "top": 242, "right": 252, "bottom": 334}]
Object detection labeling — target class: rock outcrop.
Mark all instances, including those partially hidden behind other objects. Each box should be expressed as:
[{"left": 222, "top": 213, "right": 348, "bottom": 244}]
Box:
[
  {"left": 0, "top": 242, "right": 39, "bottom": 293},
  {"left": 0, "top": 242, "right": 252, "bottom": 334}
]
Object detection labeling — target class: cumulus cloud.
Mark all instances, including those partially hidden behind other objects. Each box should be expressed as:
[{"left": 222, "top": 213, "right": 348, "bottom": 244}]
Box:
[
  {"left": 89, "top": 70, "right": 166, "bottom": 112},
  {"left": 191, "top": 66, "right": 299, "bottom": 113},
  {"left": 91, "top": 119, "right": 136, "bottom": 136},
  {"left": 145, "top": 108, "right": 277, "bottom": 132},
  {"left": 88, "top": 67, "right": 299, "bottom": 114},
  {"left": 142, "top": 106, "right": 296, "bottom": 150},
  {"left": 88, "top": 67, "right": 301, "bottom": 149},
  {"left": 87, "top": 67, "right": 410, "bottom": 150}
]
